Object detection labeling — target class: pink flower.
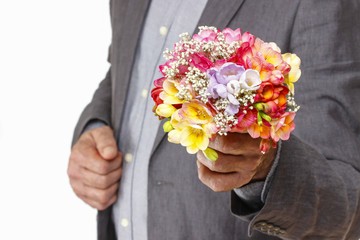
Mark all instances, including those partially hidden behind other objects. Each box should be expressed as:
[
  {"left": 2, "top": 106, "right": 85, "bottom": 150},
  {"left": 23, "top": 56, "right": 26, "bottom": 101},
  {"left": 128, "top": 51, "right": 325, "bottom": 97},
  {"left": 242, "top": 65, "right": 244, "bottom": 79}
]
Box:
[
  {"left": 241, "top": 32, "right": 255, "bottom": 45},
  {"left": 189, "top": 53, "right": 214, "bottom": 72},
  {"left": 222, "top": 28, "right": 241, "bottom": 44},
  {"left": 228, "top": 42, "right": 254, "bottom": 68},
  {"left": 269, "top": 70, "right": 285, "bottom": 85},
  {"left": 270, "top": 112, "right": 296, "bottom": 142},
  {"left": 193, "top": 29, "right": 218, "bottom": 42},
  {"left": 231, "top": 109, "right": 257, "bottom": 133}
]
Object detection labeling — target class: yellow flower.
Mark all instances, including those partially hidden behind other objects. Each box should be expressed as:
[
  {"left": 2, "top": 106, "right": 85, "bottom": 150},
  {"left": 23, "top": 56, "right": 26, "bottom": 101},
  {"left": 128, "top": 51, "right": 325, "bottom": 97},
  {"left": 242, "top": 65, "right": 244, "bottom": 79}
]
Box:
[
  {"left": 180, "top": 125, "right": 210, "bottom": 154},
  {"left": 168, "top": 110, "right": 189, "bottom": 144},
  {"left": 282, "top": 53, "right": 301, "bottom": 95},
  {"left": 159, "top": 79, "right": 184, "bottom": 104},
  {"left": 167, "top": 106, "right": 217, "bottom": 154},
  {"left": 155, "top": 104, "right": 177, "bottom": 118},
  {"left": 179, "top": 100, "right": 213, "bottom": 125}
]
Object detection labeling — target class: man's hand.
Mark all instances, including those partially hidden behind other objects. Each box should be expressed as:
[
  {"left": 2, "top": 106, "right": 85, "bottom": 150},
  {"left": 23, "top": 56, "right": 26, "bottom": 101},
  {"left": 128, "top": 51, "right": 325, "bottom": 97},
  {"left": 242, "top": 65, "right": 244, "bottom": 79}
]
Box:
[
  {"left": 68, "top": 126, "right": 122, "bottom": 210},
  {"left": 196, "top": 133, "right": 276, "bottom": 192}
]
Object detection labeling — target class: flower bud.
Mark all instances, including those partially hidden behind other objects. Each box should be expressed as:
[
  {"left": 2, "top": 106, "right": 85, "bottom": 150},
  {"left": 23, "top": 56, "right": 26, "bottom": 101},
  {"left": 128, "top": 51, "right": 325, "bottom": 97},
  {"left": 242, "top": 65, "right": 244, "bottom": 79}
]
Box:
[
  {"left": 259, "top": 111, "right": 272, "bottom": 122},
  {"left": 163, "top": 121, "right": 174, "bottom": 132},
  {"left": 202, "top": 147, "right": 218, "bottom": 161},
  {"left": 156, "top": 104, "right": 177, "bottom": 118}
]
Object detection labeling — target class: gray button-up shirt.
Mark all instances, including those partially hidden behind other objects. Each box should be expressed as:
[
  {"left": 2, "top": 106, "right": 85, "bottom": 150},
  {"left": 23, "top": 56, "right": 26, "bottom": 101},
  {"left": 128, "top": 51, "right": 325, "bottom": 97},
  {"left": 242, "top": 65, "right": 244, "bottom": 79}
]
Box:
[{"left": 113, "top": 1, "right": 208, "bottom": 239}]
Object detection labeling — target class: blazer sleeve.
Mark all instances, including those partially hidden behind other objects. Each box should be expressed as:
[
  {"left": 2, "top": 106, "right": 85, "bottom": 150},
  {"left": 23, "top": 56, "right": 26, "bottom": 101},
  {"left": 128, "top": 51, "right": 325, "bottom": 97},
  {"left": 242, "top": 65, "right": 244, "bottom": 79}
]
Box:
[
  {"left": 231, "top": 1, "right": 360, "bottom": 239},
  {"left": 71, "top": 68, "right": 112, "bottom": 147}
]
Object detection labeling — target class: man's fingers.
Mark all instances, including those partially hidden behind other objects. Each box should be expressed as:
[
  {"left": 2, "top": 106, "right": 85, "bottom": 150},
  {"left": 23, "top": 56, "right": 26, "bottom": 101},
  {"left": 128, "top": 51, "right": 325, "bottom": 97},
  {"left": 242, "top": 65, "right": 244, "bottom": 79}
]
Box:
[
  {"left": 73, "top": 144, "right": 122, "bottom": 175},
  {"left": 197, "top": 160, "right": 254, "bottom": 192},
  {"left": 81, "top": 166, "right": 122, "bottom": 189},
  {"left": 91, "top": 126, "right": 118, "bottom": 160},
  {"left": 208, "top": 133, "right": 262, "bottom": 156},
  {"left": 71, "top": 179, "right": 119, "bottom": 208},
  {"left": 197, "top": 150, "right": 261, "bottom": 173}
]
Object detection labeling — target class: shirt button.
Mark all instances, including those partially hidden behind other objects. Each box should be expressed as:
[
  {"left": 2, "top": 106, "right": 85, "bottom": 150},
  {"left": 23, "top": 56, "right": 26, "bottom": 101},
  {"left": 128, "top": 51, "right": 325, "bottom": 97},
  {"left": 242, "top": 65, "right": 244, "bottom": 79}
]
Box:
[
  {"left": 124, "top": 153, "right": 133, "bottom": 163},
  {"left": 141, "top": 89, "right": 148, "bottom": 98},
  {"left": 159, "top": 26, "right": 168, "bottom": 36},
  {"left": 121, "top": 218, "right": 129, "bottom": 227}
]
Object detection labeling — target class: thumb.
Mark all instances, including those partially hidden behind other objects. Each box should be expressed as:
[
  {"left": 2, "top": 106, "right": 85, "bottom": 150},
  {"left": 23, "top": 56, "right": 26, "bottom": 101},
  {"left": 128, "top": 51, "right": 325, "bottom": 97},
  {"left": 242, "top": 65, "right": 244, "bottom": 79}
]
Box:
[{"left": 91, "top": 126, "right": 118, "bottom": 160}]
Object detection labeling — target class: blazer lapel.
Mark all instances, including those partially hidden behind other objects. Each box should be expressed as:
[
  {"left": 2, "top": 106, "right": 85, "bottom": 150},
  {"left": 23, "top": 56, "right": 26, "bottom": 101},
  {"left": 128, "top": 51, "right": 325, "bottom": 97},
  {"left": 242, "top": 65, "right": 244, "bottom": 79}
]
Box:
[
  {"left": 151, "top": 0, "right": 245, "bottom": 155},
  {"left": 111, "top": 0, "right": 150, "bottom": 140}
]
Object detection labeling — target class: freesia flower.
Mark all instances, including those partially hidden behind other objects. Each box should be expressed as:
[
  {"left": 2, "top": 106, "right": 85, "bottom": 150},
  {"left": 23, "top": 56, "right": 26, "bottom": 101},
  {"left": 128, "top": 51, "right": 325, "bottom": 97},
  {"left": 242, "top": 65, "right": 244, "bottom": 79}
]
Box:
[
  {"left": 151, "top": 77, "right": 165, "bottom": 109},
  {"left": 282, "top": 53, "right": 301, "bottom": 95},
  {"left": 231, "top": 109, "right": 257, "bottom": 133},
  {"left": 159, "top": 79, "right": 185, "bottom": 105},
  {"left": 179, "top": 121, "right": 217, "bottom": 154},
  {"left": 168, "top": 110, "right": 188, "bottom": 144},
  {"left": 248, "top": 121, "right": 271, "bottom": 139},
  {"left": 156, "top": 104, "right": 177, "bottom": 118},
  {"left": 222, "top": 28, "right": 241, "bottom": 44},
  {"left": 270, "top": 112, "right": 295, "bottom": 141},
  {"left": 239, "top": 69, "right": 262, "bottom": 90},
  {"left": 180, "top": 125, "right": 210, "bottom": 154},
  {"left": 241, "top": 32, "right": 255, "bottom": 45},
  {"left": 207, "top": 62, "right": 246, "bottom": 115},
  {"left": 189, "top": 53, "right": 214, "bottom": 72},
  {"left": 193, "top": 29, "right": 218, "bottom": 42},
  {"left": 179, "top": 100, "right": 214, "bottom": 125},
  {"left": 169, "top": 101, "right": 217, "bottom": 154}
]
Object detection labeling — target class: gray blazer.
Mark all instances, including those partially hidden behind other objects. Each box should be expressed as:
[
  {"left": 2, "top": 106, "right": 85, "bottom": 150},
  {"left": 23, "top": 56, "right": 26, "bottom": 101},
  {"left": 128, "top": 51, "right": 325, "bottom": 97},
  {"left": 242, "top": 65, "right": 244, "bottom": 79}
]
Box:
[{"left": 72, "top": 0, "right": 360, "bottom": 239}]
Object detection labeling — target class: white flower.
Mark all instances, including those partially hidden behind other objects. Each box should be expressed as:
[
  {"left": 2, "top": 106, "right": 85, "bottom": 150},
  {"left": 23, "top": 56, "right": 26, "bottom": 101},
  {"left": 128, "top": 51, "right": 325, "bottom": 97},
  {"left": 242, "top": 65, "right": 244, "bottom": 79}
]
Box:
[
  {"left": 226, "top": 80, "right": 240, "bottom": 96},
  {"left": 239, "top": 69, "right": 261, "bottom": 91}
]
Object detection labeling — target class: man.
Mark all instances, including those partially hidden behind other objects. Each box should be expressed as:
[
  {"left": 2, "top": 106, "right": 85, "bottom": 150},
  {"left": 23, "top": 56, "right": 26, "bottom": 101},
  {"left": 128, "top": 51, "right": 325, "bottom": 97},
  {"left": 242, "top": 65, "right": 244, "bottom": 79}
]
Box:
[{"left": 68, "top": 0, "right": 360, "bottom": 239}]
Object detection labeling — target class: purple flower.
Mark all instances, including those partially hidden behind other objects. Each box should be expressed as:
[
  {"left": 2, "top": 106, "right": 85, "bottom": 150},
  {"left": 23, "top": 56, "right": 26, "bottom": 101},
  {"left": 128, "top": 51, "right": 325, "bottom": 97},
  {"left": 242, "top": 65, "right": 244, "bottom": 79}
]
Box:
[{"left": 206, "top": 63, "right": 245, "bottom": 115}]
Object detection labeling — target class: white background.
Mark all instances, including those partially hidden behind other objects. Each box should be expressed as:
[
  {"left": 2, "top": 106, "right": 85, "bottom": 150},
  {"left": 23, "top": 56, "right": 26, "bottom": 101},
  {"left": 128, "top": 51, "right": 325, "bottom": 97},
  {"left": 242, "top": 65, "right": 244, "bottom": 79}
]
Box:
[{"left": 0, "top": 1, "right": 111, "bottom": 239}]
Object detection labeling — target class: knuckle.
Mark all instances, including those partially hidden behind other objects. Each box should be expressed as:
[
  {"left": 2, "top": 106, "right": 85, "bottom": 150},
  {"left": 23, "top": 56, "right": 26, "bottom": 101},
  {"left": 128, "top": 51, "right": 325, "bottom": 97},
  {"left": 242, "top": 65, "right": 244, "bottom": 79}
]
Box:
[
  {"left": 69, "top": 150, "right": 80, "bottom": 163},
  {"left": 96, "top": 202, "right": 108, "bottom": 211},
  {"left": 71, "top": 183, "right": 83, "bottom": 196},
  {"left": 98, "top": 162, "right": 111, "bottom": 175},
  {"left": 67, "top": 166, "right": 76, "bottom": 179},
  {"left": 210, "top": 179, "right": 224, "bottom": 192},
  {"left": 98, "top": 176, "right": 110, "bottom": 188},
  {"left": 210, "top": 183, "right": 221, "bottom": 192},
  {"left": 197, "top": 171, "right": 204, "bottom": 182},
  {"left": 98, "top": 191, "right": 110, "bottom": 204},
  {"left": 209, "top": 160, "right": 220, "bottom": 171}
]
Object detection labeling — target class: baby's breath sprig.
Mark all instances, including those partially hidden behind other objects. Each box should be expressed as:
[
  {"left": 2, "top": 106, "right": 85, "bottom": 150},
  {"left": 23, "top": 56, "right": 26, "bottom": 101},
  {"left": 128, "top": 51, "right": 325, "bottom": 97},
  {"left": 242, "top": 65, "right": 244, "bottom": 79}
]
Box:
[{"left": 287, "top": 94, "right": 300, "bottom": 112}]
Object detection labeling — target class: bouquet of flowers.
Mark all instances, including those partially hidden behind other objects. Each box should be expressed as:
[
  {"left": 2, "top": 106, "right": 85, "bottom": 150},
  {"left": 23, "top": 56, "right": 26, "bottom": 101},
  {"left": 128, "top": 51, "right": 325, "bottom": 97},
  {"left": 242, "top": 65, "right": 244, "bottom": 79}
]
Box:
[{"left": 151, "top": 26, "right": 301, "bottom": 161}]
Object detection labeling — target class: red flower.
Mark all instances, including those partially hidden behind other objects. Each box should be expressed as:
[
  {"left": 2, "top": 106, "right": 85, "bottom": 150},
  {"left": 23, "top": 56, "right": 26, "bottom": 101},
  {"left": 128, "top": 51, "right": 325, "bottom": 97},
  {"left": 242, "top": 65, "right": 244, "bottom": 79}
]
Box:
[{"left": 151, "top": 77, "right": 165, "bottom": 110}]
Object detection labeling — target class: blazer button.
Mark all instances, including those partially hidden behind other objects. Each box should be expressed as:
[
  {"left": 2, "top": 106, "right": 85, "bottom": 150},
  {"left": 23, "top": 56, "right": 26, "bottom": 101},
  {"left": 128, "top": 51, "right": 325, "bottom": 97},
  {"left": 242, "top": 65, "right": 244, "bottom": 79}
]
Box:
[{"left": 254, "top": 221, "right": 267, "bottom": 228}]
